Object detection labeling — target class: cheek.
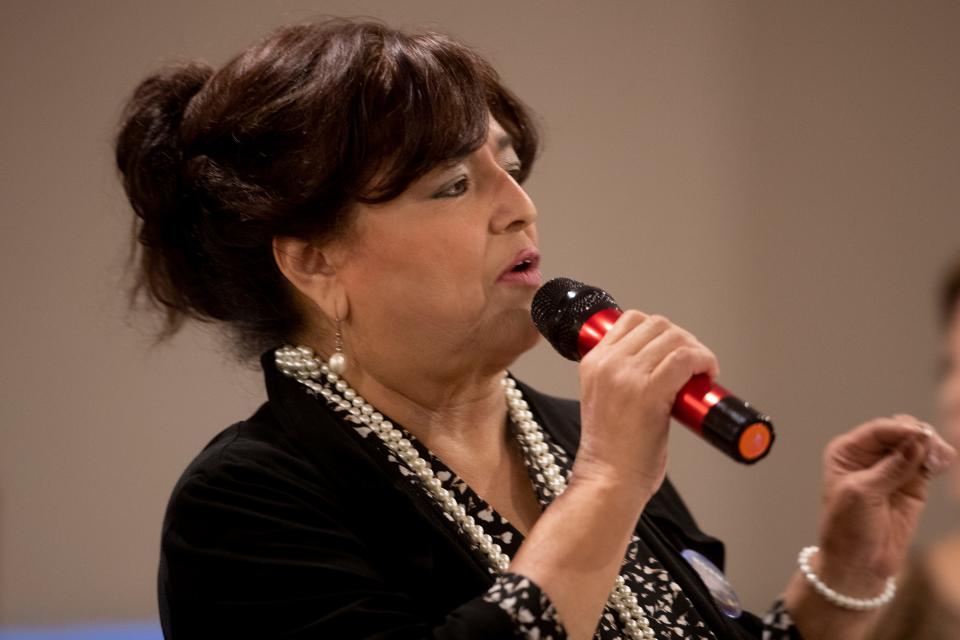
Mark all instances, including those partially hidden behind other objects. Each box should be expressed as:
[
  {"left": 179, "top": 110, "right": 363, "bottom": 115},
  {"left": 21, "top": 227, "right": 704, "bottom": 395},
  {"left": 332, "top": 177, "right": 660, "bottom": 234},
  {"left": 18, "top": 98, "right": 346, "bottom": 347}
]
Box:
[{"left": 345, "top": 224, "right": 490, "bottom": 321}]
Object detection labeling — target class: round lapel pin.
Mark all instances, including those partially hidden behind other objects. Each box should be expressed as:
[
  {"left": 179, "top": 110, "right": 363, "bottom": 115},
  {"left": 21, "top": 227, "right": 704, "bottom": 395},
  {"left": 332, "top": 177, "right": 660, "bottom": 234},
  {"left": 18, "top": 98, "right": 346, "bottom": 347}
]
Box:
[{"left": 681, "top": 548, "right": 743, "bottom": 619}]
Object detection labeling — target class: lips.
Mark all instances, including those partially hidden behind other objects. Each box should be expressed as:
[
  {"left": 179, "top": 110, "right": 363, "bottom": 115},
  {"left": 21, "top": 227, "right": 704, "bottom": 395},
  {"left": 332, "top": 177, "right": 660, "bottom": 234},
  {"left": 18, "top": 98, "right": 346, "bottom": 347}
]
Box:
[{"left": 498, "top": 248, "right": 542, "bottom": 286}]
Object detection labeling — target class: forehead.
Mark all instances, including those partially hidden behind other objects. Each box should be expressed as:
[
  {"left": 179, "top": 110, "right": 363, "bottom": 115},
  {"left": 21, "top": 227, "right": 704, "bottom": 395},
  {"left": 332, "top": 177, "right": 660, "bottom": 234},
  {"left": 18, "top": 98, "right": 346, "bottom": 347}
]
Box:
[
  {"left": 487, "top": 117, "right": 508, "bottom": 140},
  {"left": 453, "top": 117, "right": 514, "bottom": 166},
  {"left": 482, "top": 116, "right": 514, "bottom": 150}
]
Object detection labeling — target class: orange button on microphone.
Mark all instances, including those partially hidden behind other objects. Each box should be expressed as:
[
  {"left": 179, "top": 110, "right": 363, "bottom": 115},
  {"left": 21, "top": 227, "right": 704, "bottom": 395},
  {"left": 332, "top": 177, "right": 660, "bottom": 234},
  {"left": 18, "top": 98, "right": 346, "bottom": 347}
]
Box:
[{"left": 738, "top": 423, "right": 773, "bottom": 461}]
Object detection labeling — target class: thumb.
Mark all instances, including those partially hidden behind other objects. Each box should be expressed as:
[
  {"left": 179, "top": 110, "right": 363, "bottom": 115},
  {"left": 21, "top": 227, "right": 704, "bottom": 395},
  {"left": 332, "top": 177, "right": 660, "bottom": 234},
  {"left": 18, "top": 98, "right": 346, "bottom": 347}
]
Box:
[{"left": 859, "top": 435, "right": 926, "bottom": 495}]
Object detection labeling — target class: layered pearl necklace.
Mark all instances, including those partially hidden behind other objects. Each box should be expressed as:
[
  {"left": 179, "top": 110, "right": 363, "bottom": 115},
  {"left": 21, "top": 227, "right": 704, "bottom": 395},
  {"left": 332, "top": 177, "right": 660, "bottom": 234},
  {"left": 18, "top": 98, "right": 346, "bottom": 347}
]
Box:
[{"left": 275, "top": 345, "right": 656, "bottom": 640}]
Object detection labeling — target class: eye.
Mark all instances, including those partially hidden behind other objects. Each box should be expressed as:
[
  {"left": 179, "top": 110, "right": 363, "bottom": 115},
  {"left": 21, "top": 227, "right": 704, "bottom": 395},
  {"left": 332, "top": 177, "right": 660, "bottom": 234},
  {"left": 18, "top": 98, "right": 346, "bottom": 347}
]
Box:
[
  {"left": 506, "top": 164, "right": 523, "bottom": 181},
  {"left": 433, "top": 176, "right": 469, "bottom": 199}
]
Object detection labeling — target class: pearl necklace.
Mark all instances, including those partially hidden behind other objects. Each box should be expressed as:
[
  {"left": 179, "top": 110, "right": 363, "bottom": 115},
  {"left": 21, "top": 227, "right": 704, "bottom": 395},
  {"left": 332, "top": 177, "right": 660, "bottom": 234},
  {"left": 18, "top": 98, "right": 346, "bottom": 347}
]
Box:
[{"left": 275, "top": 345, "right": 656, "bottom": 640}]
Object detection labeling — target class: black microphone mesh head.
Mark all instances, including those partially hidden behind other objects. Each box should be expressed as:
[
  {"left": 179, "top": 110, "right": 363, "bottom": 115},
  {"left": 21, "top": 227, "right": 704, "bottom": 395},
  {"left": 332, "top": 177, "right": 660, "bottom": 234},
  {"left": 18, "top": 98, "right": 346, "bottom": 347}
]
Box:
[{"left": 531, "top": 277, "right": 620, "bottom": 361}]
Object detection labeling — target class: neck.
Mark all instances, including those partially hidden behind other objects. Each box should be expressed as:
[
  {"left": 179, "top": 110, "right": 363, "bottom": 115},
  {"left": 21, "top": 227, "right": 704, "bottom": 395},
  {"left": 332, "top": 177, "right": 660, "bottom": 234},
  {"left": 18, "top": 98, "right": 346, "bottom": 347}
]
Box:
[{"left": 332, "top": 354, "right": 511, "bottom": 453}]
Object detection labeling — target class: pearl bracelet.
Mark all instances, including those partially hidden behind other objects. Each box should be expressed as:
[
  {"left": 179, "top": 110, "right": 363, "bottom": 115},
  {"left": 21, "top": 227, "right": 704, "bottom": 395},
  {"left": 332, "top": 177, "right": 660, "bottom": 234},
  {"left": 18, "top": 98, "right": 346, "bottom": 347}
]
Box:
[{"left": 797, "top": 546, "right": 897, "bottom": 611}]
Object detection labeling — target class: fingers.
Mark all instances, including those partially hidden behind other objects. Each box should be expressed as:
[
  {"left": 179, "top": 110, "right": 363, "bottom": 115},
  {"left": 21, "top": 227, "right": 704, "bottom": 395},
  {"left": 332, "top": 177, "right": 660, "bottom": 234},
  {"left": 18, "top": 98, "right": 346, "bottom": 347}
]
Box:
[
  {"left": 581, "top": 310, "right": 719, "bottom": 424},
  {"left": 598, "top": 310, "right": 648, "bottom": 346},
  {"left": 650, "top": 344, "right": 720, "bottom": 396},
  {"left": 632, "top": 324, "right": 718, "bottom": 377},
  {"left": 604, "top": 313, "right": 672, "bottom": 358},
  {"left": 833, "top": 416, "right": 932, "bottom": 461},
  {"left": 840, "top": 416, "right": 920, "bottom": 448},
  {"left": 830, "top": 413, "right": 957, "bottom": 504},
  {"left": 597, "top": 313, "right": 719, "bottom": 379},
  {"left": 925, "top": 439, "right": 957, "bottom": 476},
  {"left": 841, "top": 414, "right": 956, "bottom": 476},
  {"left": 857, "top": 433, "right": 928, "bottom": 495},
  {"left": 890, "top": 414, "right": 956, "bottom": 475}
]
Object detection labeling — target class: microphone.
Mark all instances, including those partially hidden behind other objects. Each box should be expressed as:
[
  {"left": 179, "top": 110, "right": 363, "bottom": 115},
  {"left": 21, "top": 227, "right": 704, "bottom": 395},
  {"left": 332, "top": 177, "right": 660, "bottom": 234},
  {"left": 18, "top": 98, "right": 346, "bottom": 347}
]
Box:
[{"left": 531, "top": 277, "right": 775, "bottom": 465}]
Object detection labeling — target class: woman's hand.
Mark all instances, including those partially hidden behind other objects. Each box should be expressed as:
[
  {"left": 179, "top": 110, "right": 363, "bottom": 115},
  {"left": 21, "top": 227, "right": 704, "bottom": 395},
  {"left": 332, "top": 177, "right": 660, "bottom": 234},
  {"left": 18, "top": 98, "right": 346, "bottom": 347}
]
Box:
[
  {"left": 816, "top": 415, "right": 956, "bottom": 589},
  {"left": 511, "top": 311, "right": 718, "bottom": 640},
  {"left": 571, "top": 311, "right": 720, "bottom": 503},
  {"left": 786, "top": 415, "right": 956, "bottom": 640}
]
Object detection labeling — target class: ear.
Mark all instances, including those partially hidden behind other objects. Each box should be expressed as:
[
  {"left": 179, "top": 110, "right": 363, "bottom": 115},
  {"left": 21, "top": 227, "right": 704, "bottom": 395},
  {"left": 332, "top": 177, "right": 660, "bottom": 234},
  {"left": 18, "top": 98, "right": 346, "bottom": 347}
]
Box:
[{"left": 272, "top": 236, "right": 349, "bottom": 322}]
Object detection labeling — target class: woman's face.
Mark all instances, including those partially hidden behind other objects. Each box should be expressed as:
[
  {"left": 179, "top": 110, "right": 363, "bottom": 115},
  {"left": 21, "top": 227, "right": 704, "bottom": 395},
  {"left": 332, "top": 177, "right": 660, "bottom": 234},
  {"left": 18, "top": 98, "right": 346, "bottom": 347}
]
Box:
[
  {"left": 329, "top": 117, "right": 542, "bottom": 383},
  {"left": 940, "top": 300, "right": 960, "bottom": 499}
]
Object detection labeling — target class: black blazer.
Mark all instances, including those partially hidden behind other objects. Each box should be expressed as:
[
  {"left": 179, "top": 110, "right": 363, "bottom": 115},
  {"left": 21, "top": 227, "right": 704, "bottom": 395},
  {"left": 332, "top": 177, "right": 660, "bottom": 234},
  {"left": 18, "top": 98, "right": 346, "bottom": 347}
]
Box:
[{"left": 158, "top": 351, "right": 770, "bottom": 639}]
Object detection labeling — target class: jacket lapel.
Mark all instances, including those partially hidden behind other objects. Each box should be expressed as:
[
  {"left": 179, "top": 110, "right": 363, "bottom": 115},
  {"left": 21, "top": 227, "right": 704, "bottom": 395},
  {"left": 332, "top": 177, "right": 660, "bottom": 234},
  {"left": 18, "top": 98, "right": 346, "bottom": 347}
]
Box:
[{"left": 260, "top": 350, "right": 493, "bottom": 588}]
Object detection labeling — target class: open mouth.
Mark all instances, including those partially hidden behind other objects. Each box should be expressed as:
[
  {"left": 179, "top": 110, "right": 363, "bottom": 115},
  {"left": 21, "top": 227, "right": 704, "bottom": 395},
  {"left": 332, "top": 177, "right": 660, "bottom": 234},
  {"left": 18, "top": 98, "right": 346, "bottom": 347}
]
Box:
[
  {"left": 499, "top": 249, "right": 542, "bottom": 285},
  {"left": 511, "top": 259, "right": 535, "bottom": 273}
]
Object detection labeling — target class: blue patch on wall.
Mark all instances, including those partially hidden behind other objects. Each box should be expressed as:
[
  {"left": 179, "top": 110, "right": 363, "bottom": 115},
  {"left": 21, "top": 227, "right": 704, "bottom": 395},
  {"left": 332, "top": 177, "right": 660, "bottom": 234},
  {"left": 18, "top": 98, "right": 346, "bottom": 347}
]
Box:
[{"left": 0, "top": 621, "right": 161, "bottom": 640}]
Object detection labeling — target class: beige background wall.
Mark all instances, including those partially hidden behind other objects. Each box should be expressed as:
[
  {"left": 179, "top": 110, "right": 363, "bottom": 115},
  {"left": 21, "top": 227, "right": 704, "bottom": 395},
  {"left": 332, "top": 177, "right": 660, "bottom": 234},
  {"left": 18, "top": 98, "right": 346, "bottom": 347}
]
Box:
[{"left": 2, "top": 0, "right": 959, "bottom": 626}]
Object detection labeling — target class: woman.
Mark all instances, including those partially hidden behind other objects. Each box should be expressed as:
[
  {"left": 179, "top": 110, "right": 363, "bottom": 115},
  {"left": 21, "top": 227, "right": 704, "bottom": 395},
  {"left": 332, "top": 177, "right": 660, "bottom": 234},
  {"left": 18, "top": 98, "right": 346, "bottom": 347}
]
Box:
[
  {"left": 115, "top": 19, "right": 955, "bottom": 639},
  {"left": 870, "top": 260, "right": 960, "bottom": 639}
]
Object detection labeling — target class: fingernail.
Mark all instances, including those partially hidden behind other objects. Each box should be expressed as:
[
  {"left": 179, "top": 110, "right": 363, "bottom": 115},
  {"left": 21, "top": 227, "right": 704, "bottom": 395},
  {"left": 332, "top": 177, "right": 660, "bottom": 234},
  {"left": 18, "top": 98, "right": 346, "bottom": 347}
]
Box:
[{"left": 924, "top": 452, "right": 948, "bottom": 475}]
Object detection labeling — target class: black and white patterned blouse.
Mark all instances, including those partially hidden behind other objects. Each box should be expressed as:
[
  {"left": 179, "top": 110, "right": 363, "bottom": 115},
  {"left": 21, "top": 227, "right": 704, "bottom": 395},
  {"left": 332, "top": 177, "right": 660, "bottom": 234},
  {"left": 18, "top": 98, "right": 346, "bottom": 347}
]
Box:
[{"left": 332, "top": 384, "right": 799, "bottom": 640}]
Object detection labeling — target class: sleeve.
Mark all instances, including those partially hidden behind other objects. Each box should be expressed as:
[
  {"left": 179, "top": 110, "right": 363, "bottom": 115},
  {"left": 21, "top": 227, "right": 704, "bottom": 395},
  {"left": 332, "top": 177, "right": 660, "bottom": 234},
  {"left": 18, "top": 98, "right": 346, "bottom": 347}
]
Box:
[
  {"left": 484, "top": 574, "right": 568, "bottom": 640},
  {"left": 159, "top": 446, "right": 567, "bottom": 640},
  {"left": 760, "top": 599, "right": 804, "bottom": 640}
]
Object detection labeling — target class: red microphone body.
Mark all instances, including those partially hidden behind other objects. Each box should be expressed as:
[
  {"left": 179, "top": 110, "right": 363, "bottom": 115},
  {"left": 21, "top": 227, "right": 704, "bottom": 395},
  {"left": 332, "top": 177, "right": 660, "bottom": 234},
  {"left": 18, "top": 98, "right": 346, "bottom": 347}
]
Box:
[{"left": 533, "top": 278, "right": 774, "bottom": 465}]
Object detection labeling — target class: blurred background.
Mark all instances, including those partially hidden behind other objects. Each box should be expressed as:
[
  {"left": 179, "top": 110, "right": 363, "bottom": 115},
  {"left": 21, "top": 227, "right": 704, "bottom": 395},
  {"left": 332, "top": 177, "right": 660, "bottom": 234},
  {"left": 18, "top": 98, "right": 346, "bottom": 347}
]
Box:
[{"left": 2, "top": 0, "right": 959, "bottom": 635}]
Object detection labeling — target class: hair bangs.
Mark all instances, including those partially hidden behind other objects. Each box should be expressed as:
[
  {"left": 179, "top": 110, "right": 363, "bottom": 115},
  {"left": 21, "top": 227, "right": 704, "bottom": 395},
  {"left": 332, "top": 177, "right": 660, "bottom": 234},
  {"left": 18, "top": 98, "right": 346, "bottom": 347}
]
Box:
[
  {"left": 349, "top": 30, "right": 538, "bottom": 203},
  {"left": 943, "top": 258, "right": 960, "bottom": 326}
]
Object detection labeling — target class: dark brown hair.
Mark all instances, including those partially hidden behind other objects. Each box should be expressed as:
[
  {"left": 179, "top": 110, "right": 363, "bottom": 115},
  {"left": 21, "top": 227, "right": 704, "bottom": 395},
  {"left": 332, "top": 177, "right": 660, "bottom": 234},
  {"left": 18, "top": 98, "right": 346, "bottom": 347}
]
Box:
[
  {"left": 943, "top": 257, "right": 960, "bottom": 326},
  {"left": 115, "top": 18, "right": 539, "bottom": 360}
]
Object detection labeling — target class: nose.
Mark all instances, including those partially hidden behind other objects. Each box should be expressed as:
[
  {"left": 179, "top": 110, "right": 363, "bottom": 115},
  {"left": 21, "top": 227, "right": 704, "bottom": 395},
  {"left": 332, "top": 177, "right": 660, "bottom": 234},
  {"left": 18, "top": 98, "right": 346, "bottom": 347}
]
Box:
[{"left": 489, "top": 169, "right": 538, "bottom": 235}]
